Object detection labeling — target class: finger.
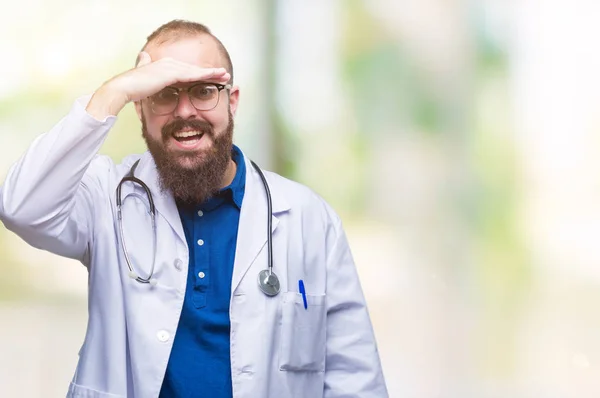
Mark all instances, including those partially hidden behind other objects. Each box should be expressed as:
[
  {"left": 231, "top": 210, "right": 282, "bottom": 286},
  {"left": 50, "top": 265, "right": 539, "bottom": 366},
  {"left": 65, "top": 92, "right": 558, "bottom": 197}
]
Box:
[
  {"left": 170, "top": 67, "right": 227, "bottom": 85},
  {"left": 137, "top": 51, "right": 152, "bottom": 67},
  {"left": 215, "top": 74, "right": 231, "bottom": 85},
  {"left": 195, "top": 67, "right": 230, "bottom": 82}
]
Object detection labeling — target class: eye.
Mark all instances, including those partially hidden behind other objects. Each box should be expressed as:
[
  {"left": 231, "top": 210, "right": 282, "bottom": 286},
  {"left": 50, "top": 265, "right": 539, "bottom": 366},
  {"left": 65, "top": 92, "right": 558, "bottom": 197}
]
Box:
[
  {"left": 153, "top": 89, "right": 178, "bottom": 104},
  {"left": 190, "top": 84, "right": 217, "bottom": 101}
]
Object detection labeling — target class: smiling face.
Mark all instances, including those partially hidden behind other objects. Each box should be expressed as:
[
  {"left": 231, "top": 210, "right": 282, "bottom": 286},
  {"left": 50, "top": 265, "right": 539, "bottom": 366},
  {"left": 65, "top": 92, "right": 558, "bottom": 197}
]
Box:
[{"left": 135, "top": 34, "right": 240, "bottom": 204}]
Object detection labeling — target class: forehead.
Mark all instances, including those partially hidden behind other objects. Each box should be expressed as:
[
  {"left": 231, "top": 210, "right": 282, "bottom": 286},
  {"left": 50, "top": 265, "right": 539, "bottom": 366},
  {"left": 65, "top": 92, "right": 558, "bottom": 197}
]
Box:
[{"left": 146, "top": 34, "right": 224, "bottom": 69}]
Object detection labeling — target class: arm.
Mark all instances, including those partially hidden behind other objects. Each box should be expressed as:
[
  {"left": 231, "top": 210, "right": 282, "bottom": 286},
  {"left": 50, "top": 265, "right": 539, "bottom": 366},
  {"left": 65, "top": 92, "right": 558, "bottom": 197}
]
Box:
[
  {"left": 0, "top": 99, "right": 116, "bottom": 262},
  {"left": 0, "top": 52, "right": 231, "bottom": 264},
  {"left": 324, "top": 215, "right": 389, "bottom": 398}
]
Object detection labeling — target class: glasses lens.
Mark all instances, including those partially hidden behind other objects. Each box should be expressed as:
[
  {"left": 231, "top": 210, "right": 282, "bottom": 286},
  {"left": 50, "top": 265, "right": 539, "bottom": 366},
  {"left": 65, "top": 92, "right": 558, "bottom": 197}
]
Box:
[
  {"left": 151, "top": 88, "right": 178, "bottom": 115},
  {"left": 189, "top": 84, "right": 219, "bottom": 110}
]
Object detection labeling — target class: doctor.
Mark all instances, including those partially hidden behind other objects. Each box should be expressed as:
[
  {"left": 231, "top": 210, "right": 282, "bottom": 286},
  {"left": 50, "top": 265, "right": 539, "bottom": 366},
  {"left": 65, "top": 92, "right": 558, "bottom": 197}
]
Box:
[{"left": 0, "top": 19, "right": 388, "bottom": 398}]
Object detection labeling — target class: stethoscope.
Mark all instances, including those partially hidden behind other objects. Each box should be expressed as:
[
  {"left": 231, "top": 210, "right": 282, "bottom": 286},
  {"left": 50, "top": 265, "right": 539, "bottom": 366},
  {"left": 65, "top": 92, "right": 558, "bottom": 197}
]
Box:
[{"left": 115, "top": 159, "right": 281, "bottom": 297}]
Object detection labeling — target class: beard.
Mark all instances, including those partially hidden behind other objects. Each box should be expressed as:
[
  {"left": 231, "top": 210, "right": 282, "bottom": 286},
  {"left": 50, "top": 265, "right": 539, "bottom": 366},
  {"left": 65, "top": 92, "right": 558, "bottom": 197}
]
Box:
[{"left": 142, "top": 111, "right": 234, "bottom": 205}]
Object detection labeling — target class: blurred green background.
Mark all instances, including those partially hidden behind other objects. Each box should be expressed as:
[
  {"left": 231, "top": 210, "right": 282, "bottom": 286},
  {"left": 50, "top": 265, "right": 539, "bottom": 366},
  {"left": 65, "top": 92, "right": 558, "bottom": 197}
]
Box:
[{"left": 2, "top": 0, "right": 600, "bottom": 397}]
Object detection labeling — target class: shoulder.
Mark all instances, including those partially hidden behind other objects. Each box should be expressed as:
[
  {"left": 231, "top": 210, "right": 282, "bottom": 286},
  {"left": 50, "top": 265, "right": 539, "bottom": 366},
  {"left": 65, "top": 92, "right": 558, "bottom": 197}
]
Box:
[
  {"left": 87, "top": 152, "right": 146, "bottom": 173},
  {"left": 262, "top": 170, "right": 343, "bottom": 231},
  {"left": 83, "top": 152, "right": 146, "bottom": 189}
]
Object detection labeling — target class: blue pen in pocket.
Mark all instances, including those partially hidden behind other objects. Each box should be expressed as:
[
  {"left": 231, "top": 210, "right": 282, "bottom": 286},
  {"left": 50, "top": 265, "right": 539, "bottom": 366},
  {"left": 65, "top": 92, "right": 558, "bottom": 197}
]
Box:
[{"left": 298, "top": 280, "right": 308, "bottom": 310}]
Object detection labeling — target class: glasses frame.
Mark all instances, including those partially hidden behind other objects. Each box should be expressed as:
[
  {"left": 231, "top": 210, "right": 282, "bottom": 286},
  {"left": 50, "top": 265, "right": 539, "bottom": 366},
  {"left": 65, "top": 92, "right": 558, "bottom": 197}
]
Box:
[{"left": 150, "top": 82, "right": 232, "bottom": 115}]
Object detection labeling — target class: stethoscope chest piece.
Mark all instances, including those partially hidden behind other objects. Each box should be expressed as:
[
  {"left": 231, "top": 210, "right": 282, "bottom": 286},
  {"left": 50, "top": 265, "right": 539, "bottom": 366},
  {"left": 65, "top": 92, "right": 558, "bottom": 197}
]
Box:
[{"left": 258, "top": 269, "right": 280, "bottom": 296}]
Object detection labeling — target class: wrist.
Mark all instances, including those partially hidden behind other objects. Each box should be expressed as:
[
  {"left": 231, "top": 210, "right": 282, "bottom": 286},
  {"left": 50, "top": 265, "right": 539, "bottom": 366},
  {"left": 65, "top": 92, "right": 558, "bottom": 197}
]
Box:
[{"left": 85, "top": 82, "right": 128, "bottom": 120}]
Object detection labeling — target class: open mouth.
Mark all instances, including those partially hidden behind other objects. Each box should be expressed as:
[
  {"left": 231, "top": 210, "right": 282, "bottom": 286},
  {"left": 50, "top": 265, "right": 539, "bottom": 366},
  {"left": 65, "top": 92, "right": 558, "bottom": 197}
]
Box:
[
  {"left": 173, "top": 130, "right": 204, "bottom": 142},
  {"left": 170, "top": 130, "right": 207, "bottom": 149}
]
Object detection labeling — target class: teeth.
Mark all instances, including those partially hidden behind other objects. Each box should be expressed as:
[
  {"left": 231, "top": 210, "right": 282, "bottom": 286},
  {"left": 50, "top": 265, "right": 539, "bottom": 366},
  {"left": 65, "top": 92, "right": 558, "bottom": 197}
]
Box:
[{"left": 174, "top": 131, "right": 202, "bottom": 138}]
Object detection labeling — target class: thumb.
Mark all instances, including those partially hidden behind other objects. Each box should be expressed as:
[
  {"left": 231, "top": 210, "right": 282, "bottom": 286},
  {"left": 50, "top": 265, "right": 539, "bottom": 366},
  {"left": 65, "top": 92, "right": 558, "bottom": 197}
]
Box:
[{"left": 136, "top": 51, "right": 152, "bottom": 67}]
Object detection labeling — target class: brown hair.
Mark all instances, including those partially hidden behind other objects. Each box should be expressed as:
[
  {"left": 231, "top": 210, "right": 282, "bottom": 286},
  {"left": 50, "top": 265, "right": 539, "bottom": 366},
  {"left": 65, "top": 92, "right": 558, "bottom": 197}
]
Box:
[{"left": 138, "top": 19, "right": 234, "bottom": 83}]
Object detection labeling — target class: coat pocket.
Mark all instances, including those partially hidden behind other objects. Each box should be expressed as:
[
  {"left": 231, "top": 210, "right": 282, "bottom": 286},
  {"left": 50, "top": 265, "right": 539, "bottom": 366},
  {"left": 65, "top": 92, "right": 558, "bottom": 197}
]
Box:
[
  {"left": 67, "top": 382, "right": 124, "bottom": 398},
  {"left": 279, "top": 291, "right": 327, "bottom": 372}
]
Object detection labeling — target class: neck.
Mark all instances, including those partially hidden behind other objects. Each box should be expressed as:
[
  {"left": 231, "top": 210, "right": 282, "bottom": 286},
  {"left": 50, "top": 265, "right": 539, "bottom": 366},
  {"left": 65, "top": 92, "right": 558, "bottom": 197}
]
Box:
[{"left": 220, "top": 158, "right": 237, "bottom": 189}]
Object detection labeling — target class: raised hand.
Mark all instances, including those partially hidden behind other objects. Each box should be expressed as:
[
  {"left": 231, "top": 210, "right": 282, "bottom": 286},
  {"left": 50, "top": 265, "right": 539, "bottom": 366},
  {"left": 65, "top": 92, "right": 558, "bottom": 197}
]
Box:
[{"left": 86, "top": 51, "right": 231, "bottom": 120}]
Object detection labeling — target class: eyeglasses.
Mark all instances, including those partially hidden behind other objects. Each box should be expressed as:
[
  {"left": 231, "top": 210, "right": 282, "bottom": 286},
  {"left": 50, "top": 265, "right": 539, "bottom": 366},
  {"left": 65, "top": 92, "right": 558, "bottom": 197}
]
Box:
[{"left": 149, "top": 83, "right": 231, "bottom": 115}]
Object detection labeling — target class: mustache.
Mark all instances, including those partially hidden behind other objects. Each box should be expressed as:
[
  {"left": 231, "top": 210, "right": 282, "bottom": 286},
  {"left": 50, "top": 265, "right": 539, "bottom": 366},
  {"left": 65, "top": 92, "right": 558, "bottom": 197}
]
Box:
[{"left": 161, "top": 119, "right": 214, "bottom": 140}]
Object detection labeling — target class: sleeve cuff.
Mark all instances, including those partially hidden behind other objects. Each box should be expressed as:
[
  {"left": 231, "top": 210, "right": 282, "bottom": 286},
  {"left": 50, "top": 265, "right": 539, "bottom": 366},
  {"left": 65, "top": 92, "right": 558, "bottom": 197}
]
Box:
[{"left": 75, "top": 94, "right": 119, "bottom": 124}]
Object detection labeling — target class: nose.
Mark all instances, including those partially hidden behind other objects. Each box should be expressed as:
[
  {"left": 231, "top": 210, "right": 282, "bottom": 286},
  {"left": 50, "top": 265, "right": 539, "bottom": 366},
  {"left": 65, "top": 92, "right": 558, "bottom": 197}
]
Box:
[{"left": 172, "top": 92, "right": 198, "bottom": 119}]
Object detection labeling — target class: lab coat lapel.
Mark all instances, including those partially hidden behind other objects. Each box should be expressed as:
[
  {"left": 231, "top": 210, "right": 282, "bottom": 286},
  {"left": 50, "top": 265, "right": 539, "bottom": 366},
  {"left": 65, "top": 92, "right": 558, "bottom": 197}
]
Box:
[
  {"left": 134, "top": 152, "right": 187, "bottom": 245},
  {"left": 231, "top": 155, "right": 290, "bottom": 294}
]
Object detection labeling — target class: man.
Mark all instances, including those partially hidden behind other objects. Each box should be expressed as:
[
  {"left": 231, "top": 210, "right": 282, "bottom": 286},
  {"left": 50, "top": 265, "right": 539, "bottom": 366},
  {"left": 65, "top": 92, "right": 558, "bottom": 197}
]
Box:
[{"left": 0, "top": 20, "right": 388, "bottom": 398}]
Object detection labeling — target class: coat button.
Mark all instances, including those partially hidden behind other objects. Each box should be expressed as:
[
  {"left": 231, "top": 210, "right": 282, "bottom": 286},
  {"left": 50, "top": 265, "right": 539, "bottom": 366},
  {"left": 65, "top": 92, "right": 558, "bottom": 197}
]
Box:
[
  {"left": 174, "top": 259, "right": 183, "bottom": 271},
  {"left": 157, "top": 330, "right": 170, "bottom": 342}
]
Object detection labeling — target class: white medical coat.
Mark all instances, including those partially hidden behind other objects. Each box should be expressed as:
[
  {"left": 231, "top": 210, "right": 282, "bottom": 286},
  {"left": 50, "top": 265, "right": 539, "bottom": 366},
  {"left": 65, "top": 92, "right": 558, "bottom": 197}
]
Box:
[{"left": 0, "top": 98, "right": 388, "bottom": 398}]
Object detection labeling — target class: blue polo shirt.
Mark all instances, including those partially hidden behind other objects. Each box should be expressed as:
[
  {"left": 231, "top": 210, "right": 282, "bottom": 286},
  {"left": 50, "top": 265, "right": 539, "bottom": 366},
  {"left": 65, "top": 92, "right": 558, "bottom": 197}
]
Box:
[{"left": 159, "top": 145, "right": 246, "bottom": 398}]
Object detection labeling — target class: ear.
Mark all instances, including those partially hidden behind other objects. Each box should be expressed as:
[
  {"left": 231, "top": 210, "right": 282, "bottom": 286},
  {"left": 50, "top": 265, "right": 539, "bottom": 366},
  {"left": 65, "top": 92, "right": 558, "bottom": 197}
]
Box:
[{"left": 228, "top": 85, "right": 240, "bottom": 117}]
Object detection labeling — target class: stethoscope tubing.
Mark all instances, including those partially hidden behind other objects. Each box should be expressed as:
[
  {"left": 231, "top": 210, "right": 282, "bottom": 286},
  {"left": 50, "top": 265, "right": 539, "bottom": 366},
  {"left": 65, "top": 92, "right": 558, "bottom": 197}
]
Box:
[
  {"left": 115, "top": 158, "right": 279, "bottom": 294},
  {"left": 250, "top": 160, "right": 273, "bottom": 276},
  {"left": 116, "top": 160, "right": 158, "bottom": 284}
]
